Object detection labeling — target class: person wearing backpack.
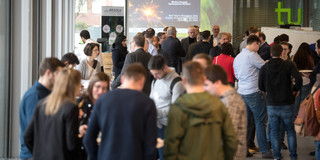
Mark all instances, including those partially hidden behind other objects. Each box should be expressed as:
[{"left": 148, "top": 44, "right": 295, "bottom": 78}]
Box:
[
  {"left": 258, "top": 44, "right": 302, "bottom": 160},
  {"left": 148, "top": 55, "right": 186, "bottom": 160},
  {"left": 312, "top": 74, "right": 320, "bottom": 160}
]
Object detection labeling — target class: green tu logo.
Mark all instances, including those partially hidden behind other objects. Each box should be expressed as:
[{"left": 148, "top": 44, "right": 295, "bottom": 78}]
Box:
[{"left": 275, "top": 2, "right": 302, "bottom": 25}]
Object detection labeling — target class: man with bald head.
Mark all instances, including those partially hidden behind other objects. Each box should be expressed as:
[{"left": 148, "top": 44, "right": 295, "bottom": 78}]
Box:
[
  {"left": 161, "top": 26, "right": 186, "bottom": 74},
  {"left": 181, "top": 26, "right": 197, "bottom": 62},
  {"left": 209, "top": 25, "right": 220, "bottom": 47}
]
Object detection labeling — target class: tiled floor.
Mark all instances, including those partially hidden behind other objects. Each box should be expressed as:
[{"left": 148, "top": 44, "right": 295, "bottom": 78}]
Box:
[{"left": 247, "top": 135, "right": 315, "bottom": 160}]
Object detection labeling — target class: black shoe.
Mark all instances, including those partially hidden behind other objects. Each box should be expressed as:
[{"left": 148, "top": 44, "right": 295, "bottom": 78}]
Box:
[
  {"left": 261, "top": 152, "right": 274, "bottom": 159},
  {"left": 268, "top": 141, "right": 272, "bottom": 149},
  {"left": 246, "top": 151, "right": 253, "bottom": 157},
  {"left": 310, "top": 151, "right": 315, "bottom": 156},
  {"left": 281, "top": 142, "right": 288, "bottom": 150}
]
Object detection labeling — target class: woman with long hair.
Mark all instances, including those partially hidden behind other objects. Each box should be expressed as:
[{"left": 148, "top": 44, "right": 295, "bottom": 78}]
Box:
[
  {"left": 293, "top": 42, "right": 315, "bottom": 117},
  {"left": 78, "top": 72, "right": 110, "bottom": 159},
  {"left": 112, "top": 34, "right": 128, "bottom": 80},
  {"left": 24, "top": 68, "right": 82, "bottom": 160}
]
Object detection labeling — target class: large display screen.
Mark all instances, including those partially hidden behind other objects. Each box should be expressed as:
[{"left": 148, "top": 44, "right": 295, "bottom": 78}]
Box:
[{"left": 127, "top": 0, "right": 233, "bottom": 41}]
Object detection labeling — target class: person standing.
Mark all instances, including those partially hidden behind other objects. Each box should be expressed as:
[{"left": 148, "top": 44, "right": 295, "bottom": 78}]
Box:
[
  {"left": 148, "top": 55, "right": 185, "bottom": 160},
  {"left": 111, "top": 34, "right": 128, "bottom": 80},
  {"left": 181, "top": 26, "right": 197, "bottom": 62},
  {"left": 258, "top": 44, "right": 302, "bottom": 160},
  {"left": 84, "top": 63, "right": 157, "bottom": 160},
  {"left": 164, "top": 61, "right": 237, "bottom": 160},
  {"left": 24, "top": 68, "right": 82, "bottom": 160},
  {"left": 19, "top": 58, "right": 64, "bottom": 160},
  {"left": 209, "top": 25, "right": 220, "bottom": 47},
  {"left": 234, "top": 35, "right": 273, "bottom": 158}
]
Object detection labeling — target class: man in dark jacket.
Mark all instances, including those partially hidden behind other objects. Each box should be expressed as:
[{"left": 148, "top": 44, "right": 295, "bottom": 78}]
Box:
[
  {"left": 181, "top": 26, "right": 197, "bottom": 63},
  {"left": 209, "top": 32, "right": 229, "bottom": 58},
  {"left": 84, "top": 63, "right": 157, "bottom": 160},
  {"left": 258, "top": 44, "right": 302, "bottom": 160},
  {"left": 111, "top": 34, "right": 152, "bottom": 94},
  {"left": 257, "top": 32, "right": 271, "bottom": 61},
  {"left": 161, "top": 26, "right": 186, "bottom": 74},
  {"left": 192, "top": 30, "right": 212, "bottom": 57}
]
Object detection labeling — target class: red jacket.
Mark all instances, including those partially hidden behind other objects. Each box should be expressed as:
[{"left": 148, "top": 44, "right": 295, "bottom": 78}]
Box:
[{"left": 213, "top": 54, "right": 235, "bottom": 84}]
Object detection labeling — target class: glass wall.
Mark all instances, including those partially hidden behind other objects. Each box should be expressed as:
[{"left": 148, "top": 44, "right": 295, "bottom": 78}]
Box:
[
  {"left": 74, "top": 0, "right": 125, "bottom": 54},
  {"left": 310, "top": 0, "right": 320, "bottom": 32},
  {"left": 0, "top": 0, "right": 10, "bottom": 157},
  {"left": 233, "top": 0, "right": 303, "bottom": 48}
]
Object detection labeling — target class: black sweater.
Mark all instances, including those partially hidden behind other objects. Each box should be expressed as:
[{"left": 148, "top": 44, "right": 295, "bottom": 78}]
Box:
[{"left": 258, "top": 58, "right": 302, "bottom": 105}]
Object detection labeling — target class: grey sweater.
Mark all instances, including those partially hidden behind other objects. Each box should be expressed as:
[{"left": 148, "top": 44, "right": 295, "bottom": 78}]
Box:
[{"left": 149, "top": 69, "right": 185, "bottom": 127}]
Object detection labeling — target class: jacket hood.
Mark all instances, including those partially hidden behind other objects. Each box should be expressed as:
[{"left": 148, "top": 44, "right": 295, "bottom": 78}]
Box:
[
  {"left": 174, "top": 92, "right": 223, "bottom": 118},
  {"left": 265, "top": 58, "right": 285, "bottom": 74}
]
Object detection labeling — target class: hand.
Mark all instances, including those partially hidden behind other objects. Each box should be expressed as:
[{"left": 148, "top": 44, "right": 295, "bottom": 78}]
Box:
[{"left": 79, "top": 125, "right": 88, "bottom": 136}]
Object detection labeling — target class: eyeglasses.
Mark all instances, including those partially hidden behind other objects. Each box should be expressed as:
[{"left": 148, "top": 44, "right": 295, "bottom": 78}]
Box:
[{"left": 92, "top": 49, "right": 99, "bottom": 52}]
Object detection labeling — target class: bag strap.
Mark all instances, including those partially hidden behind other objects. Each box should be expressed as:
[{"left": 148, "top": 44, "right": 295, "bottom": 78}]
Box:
[
  {"left": 215, "top": 56, "right": 218, "bottom": 64},
  {"left": 88, "top": 60, "right": 98, "bottom": 80},
  {"left": 170, "top": 77, "right": 182, "bottom": 95},
  {"left": 312, "top": 86, "right": 320, "bottom": 95}
]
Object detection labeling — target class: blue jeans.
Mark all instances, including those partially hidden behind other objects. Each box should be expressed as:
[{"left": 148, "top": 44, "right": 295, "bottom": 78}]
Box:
[
  {"left": 157, "top": 126, "right": 166, "bottom": 160},
  {"left": 241, "top": 91, "right": 270, "bottom": 153},
  {"left": 268, "top": 105, "right": 297, "bottom": 160},
  {"left": 315, "top": 140, "right": 320, "bottom": 160},
  {"left": 267, "top": 118, "right": 285, "bottom": 143}
]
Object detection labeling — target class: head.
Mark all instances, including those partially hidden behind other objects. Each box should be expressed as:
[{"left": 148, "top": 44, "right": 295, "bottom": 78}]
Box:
[
  {"left": 225, "top": 32, "right": 232, "bottom": 43},
  {"left": 279, "top": 41, "right": 289, "bottom": 60},
  {"left": 279, "top": 34, "right": 289, "bottom": 42},
  {"left": 132, "top": 34, "right": 145, "bottom": 50},
  {"left": 217, "top": 32, "right": 228, "bottom": 45},
  {"left": 192, "top": 54, "right": 212, "bottom": 69},
  {"left": 187, "top": 26, "right": 196, "bottom": 39},
  {"left": 221, "top": 43, "right": 233, "bottom": 56},
  {"left": 167, "top": 26, "right": 177, "bottom": 38},
  {"left": 163, "top": 26, "right": 169, "bottom": 38},
  {"left": 212, "top": 25, "right": 220, "bottom": 37},
  {"left": 121, "top": 63, "right": 147, "bottom": 91},
  {"left": 153, "top": 36, "right": 160, "bottom": 49},
  {"left": 114, "top": 34, "right": 127, "bottom": 48},
  {"left": 84, "top": 43, "right": 100, "bottom": 58},
  {"left": 39, "top": 57, "right": 65, "bottom": 89},
  {"left": 45, "top": 69, "right": 82, "bottom": 116},
  {"left": 182, "top": 61, "right": 205, "bottom": 87},
  {"left": 194, "top": 25, "right": 200, "bottom": 35},
  {"left": 80, "top": 30, "right": 90, "bottom": 43},
  {"left": 157, "top": 32, "right": 166, "bottom": 44},
  {"left": 86, "top": 72, "right": 110, "bottom": 102},
  {"left": 145, "top": 28, "right": 155, "bottom": 39},
  {"left": 316, "top": 39, "right": 320, "bottom": 55},
  {"left": 203, "top": 65, "right": 229, "bottom": 96},
  {"left": 293, "top": 42, "right": 315, "bottom": 70},
  {"left": 148, "top": 55, "right": 167, "bottom": 79},
  {"left": 61, "top": 52, "right": 79, "bottom": 68},
  {"left": 246, "top": 35, "right": 261, "bottom": 52},
  {"left": 248, "top": 26, "right": 258, "bottom": 35},
  {"left": 270, "top": 44, "right": 283, "bottom": 58},
  {"left": 201, "top": 30, "right": 211, "bottom": 41},
  {"left": 197, "top": 32, "right": 204, "bottom": 42},
  {"left": 257, "top": 32, "right": 266, "bottom": 44}
]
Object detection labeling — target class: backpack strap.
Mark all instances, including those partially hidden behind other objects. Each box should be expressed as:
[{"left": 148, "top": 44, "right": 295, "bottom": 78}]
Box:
[
  {"left": 312, "top": 86, "right": 320, "bottom": 95},
  {"left": 170, "top": 77, "right": 182, "bottom": 95}
]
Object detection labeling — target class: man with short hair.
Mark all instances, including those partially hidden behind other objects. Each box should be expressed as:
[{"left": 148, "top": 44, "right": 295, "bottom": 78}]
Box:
[
  {"left": 194, "top": 25, "right": 200, "bottom": 36},
  {"left": 84, "top": 63, "right": 157, "bottom": 160},
  {"left": 185, "top": 32, "right": 203, "bottom": 61},
  {"left": 209, "top": 25, "right": 220, "bottom": 47},
  {"left": 279, "top": 41, "right": 290, "bottom": 61},
  {"left": 192, "top": 30, "right": 212, "bottom": 57},
  {"left": 204, "top": 65, "right": 247, "bottom": 160},
  {"left": 19, "top": 58, "right": 65, "bottom": 160},
  {"left": 148, "top": 55, "right": 185, "bottom": 160},
  {"left": 164, "top": 61, "right": 237, "bottom": 160},
  {"left": 146, "top": 28, "right": 158, "bottom": 56},
  {"left": 157, "top": 32, "right": 166, "bottom": 45},
  {"left": 111, "top": 34, "right": 152, "bottom": 94},
  {"left": 209, "top": 32, "right": 229, "bottom": 58},
  {"left": 234, "top": 35, "right": 273, "bottom": 159},
  {"left": 61, "top": 52, "right": 80, "bottom": 68},
  {"left": 153, "top": 36, "right": 170, "bottom": 65},
  {"left": 257, "top": 32, "right": 271, "bottom": 61},
  {"left": 78, "top": 30, "right": 102, "bottom": 63},
  {"left": 181, "top": 26, "right": 197, "bottom": 56},
  {"left": 161, "top": 26, "right": 186, "bottom": 74},
  {"left": 192, "top": 53, "right": 212, "bottom": 69},
  {"left": 258, "top": 44, "right": 302, "bottom": 160},
  {"left": 239, "top": 26, "right": 258, "bottom": 52}
]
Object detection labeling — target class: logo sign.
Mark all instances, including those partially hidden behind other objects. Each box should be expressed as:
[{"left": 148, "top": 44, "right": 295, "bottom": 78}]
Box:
[
  {"left": 275, "top": 2, "right": 302, "bottom": 25},
  {"left": 102, "top": 6, "right": 124, "bottom": 17}
]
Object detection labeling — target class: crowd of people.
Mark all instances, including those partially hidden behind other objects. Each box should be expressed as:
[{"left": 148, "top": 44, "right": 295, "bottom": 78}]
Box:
[{"left": 18, "top": 25, "right": 320, "bottom": 160}]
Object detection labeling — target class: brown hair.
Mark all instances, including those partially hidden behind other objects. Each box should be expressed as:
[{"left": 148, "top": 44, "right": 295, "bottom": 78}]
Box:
[
  {"left": 293, "top": 42, "right": 315, "bottom": 70},
  {"left": 192, "top": 54, "right": 212, "bottom": 66},
  {"left": 84, "top": 43, "right": 100, "bottom": 56},
  {"left": 44, "top": 69, "right": 81, "bottom": 115},
  {"left": 133, "top": 34, "right": 145, "bottom": 47},
  {"left": 270, "top": 44, "right": 283, "bottom": 57},
  {"left": 123, "top": 63, "right": 147, "bottom": 82},
  {"left": 182, "top": 61, "right": 204, "bottom": 86},
  {"left": 85, "top": 72, "right": 110, "bottom": 102},
  {"left": 39, "top": 57, "right": 65, "bottom": 76},
  {"left": 205, "top": 65, "right": 229, "bottom": 85}
]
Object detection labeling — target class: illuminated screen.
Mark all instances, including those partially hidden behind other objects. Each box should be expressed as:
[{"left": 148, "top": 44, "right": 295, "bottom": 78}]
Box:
[{"left": 127, "top": 0, "right": 233, "bottom": 41}]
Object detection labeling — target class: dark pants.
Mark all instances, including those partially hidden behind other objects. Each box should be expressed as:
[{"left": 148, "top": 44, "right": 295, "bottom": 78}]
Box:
[{"left": 157, "top": 126, "right": 166, "bottom": 160}]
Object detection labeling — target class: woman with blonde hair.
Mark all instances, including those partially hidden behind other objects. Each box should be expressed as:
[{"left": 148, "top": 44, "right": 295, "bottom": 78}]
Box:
[{"left": 24, "top": 68, "right": 82, "bottom": 160}]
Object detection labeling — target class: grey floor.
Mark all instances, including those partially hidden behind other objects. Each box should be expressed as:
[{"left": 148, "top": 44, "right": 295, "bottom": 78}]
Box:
[{"left": 247, "top": 135, "right": 316, "bottom": 160}]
